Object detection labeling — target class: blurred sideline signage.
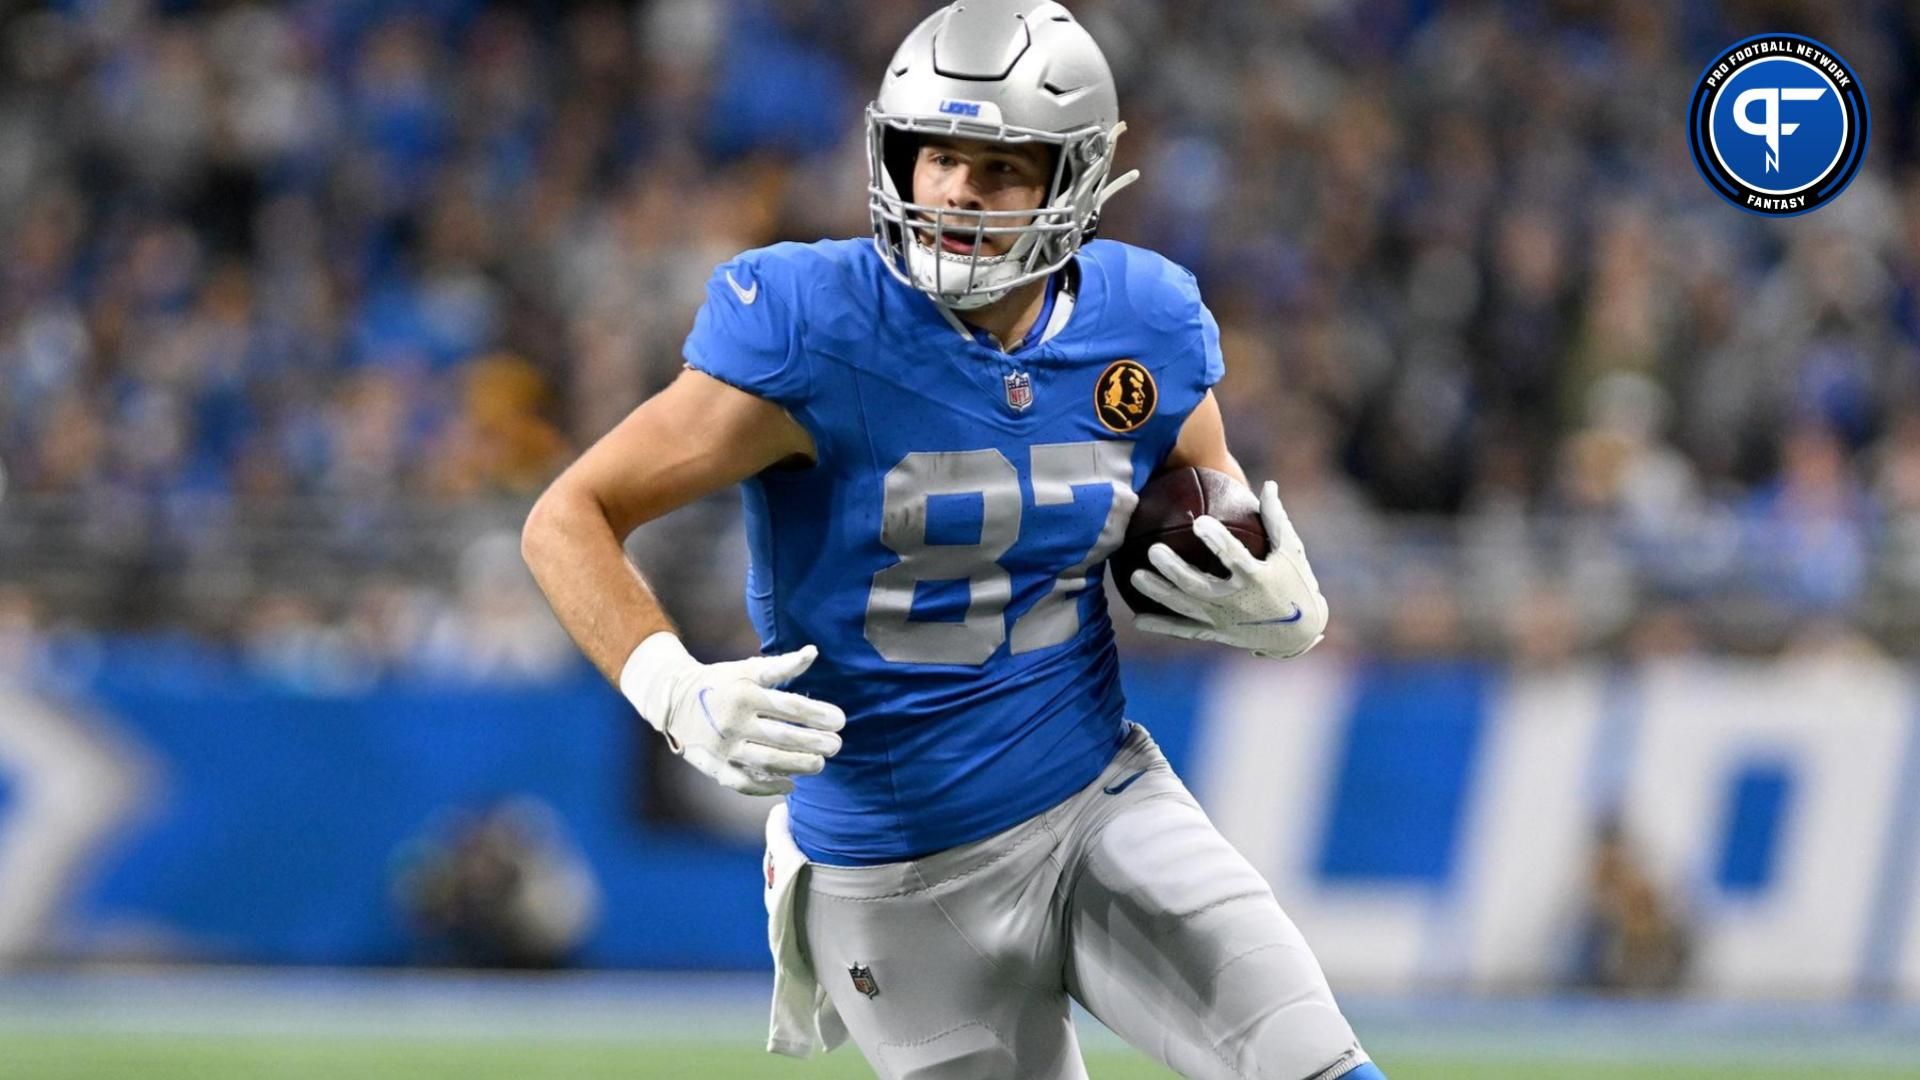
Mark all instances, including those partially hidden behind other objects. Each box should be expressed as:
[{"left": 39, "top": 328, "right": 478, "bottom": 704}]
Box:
[
  {"left": 0, "top": 643, "right": 1916, "bottom": 1000},
  {"left": 1197, "top": 653, "right": 1919, "bottom": 999}
]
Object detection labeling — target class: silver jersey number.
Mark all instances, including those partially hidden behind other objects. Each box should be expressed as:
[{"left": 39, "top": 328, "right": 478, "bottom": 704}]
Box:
[{"left": 864, "top": 441, "right": 1135, "bottom": 665}]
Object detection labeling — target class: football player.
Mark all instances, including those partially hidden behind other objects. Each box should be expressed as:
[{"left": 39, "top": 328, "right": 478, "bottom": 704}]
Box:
[{"left": 522, "top": 3, "right": 1383, "bottom": 1078}]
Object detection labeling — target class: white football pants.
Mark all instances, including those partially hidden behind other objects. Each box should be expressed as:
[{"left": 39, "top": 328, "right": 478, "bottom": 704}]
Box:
[{"left": 780, "top": 723, "right": 1370, "bottom": 1080}]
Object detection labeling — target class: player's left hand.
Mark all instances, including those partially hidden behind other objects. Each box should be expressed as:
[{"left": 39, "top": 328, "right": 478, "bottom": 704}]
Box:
[{"left": 1128, "top": 480, "right": 1328, "bottom": 659}]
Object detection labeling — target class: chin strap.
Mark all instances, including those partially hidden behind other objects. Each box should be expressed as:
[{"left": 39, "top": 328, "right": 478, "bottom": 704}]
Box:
[
  {"left": 1081, "top": 121, "right": 1139, "bottom": 241},
  {"left": 1094, "top": 168, "right": 1141, "bottom": 210},
  {"left": 931, "top": 299, "right": 975, "bottom": 342},
  {"left": 1093, "top": 122, "right": 1139, "bottom": 204}
]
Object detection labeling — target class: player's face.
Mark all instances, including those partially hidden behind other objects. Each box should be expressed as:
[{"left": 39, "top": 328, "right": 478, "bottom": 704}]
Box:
[{"left": 911, "top": 137, "right": 1053, "bottom": 257}]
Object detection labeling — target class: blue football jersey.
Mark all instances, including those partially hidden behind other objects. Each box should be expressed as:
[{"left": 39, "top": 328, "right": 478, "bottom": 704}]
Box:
[{"left": 682, "top": 238, "right": 1223, "bottom": 864}]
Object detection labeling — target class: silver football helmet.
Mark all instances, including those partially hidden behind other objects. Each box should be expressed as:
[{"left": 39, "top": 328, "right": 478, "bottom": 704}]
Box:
[{"left": 867, "top": 0, "right": 1138, "bottom": 310}]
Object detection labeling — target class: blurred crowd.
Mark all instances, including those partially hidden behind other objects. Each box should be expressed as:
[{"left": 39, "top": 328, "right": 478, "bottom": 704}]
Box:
[{"left": 4, "top": 0, "right": 1920, "bottom": 670}]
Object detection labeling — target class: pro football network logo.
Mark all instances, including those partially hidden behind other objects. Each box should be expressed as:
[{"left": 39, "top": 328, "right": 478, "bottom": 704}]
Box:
[
  {"left": 1095, "top": 359, "right": 1156, "bottom": 433},
  {"left": 1689, "top": 34, "right": 1868, "bottom": 216}
]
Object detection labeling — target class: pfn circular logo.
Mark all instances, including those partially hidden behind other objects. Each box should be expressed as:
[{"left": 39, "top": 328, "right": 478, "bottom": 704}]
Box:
[{"left": 1689, "top": 34, "right": 1868, "bottom": 216}]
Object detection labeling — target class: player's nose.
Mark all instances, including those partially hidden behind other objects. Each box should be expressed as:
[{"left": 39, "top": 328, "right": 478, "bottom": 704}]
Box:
[{"left": 942, "top": 168, "right": 986, "bottom": 212}]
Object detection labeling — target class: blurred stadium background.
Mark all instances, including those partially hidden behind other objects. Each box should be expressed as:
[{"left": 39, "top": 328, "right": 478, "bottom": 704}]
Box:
[{"left": 3, "top": 0, "right": 1920, "bottom": 1076}]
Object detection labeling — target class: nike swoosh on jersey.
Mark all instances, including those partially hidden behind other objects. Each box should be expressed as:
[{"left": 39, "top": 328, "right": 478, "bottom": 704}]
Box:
[
  {"left": 724, "top": 270, "right": 758, "bottom": 305},
  {"left": 1102, "top": 768, "right": 1148, "bottom": 796},
  {"left": 1237, "top": 605, "right": 1304, "bottom": 626}
]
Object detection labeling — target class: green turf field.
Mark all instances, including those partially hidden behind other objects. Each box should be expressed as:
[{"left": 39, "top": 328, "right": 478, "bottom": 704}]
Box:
[
  {"left": 7, "top": 972, "right": 1917, "bottom": 1080},
  {"left": 6, "top": 1035, "right": 1920, "bottom": 1080}
]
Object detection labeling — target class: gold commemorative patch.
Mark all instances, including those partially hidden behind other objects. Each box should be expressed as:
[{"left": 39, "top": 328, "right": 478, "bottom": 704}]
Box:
[{"left": 1094, "top": 359, "right": 1156, "bottom": 433}]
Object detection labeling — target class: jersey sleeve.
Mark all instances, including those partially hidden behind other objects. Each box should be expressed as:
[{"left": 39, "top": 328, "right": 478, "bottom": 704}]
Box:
[
  {"left": 1152, "top": 259, "right": 1225, "bottom": 404},
  {"left": 1190, "top": 274, "right": 1226, "bottom": 392},
  {"left": 1103, "top": 241, "right": 1226, "bottom": 400},
  {"left": 682, "top": 251, "right": 811, "bottom": 410}
]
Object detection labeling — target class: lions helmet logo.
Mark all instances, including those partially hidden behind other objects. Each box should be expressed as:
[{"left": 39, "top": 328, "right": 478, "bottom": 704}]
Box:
[{"left": 1095, "top": 359, "right": 1156, "bottom": 433}]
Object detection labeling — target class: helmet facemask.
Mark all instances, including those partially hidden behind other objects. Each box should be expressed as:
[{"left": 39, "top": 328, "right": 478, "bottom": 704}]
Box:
[{"left": 867, "top": 107, "right": 1136, "bottom": 311}]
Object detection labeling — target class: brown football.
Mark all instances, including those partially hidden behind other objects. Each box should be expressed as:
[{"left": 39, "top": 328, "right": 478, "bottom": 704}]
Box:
[{"left": 1111, "top": 466, "right": 1268, "bottom": 617}]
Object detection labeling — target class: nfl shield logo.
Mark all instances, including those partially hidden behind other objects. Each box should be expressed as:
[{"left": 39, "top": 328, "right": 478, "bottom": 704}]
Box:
[
  {"left": 1004, "top": 370, "right": 1034, "bottom": 411},
  {"left": 848, "top": 963, "right": 880, "bottom": 999}
]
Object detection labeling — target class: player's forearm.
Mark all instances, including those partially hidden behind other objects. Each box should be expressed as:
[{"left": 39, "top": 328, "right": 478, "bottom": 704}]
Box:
[
  {"left": 522, "top": 483, "right": 677, "bottom": 685},
  {"left": 1163, "top": 392, "right": 1247, "bottom": 485}
]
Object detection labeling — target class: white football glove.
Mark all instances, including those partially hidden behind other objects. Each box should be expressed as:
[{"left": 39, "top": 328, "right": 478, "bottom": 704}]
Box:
[
  {"left": 1129, "top": 480, "right": 1329, "bottom": 659},
  {"left": 619, "top": 633, "right": 845, "bottom": 796}
]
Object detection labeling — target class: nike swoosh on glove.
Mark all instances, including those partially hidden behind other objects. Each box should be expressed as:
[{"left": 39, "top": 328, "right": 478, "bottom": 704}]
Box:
[
  {"left": 1128, "top": 480, "right": 1329, "bottom": 659},
  {"left": 620, "top": 634, "right": 845, "bottom": 796}
]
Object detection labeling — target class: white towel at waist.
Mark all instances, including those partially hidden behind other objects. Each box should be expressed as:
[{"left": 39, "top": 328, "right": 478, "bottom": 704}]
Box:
[{"left": 764, "top": 801, "right": 847, "bottom": 1058}]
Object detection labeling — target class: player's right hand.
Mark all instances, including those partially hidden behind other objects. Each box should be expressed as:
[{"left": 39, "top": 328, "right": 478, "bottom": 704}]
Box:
[
  {"left": 1129, "top": 480, "right": 1329, "bottom": 659},
  {"left": 619, "top": 634, "right": 846, "bottom": 796}
]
